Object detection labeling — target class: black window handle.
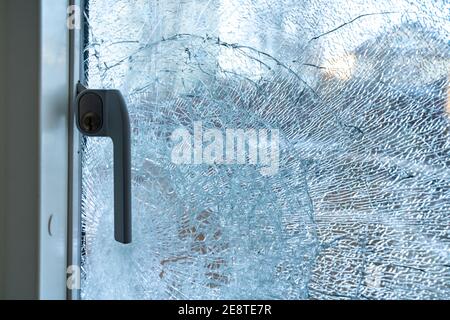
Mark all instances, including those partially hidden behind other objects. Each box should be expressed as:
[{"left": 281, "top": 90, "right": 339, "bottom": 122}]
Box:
[{"left": 76, "top": 83, "right": 132, "bottom": 244}]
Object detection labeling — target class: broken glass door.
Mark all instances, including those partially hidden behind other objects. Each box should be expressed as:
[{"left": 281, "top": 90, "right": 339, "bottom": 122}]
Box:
[{"left": 79, "top": 0, "right": 450, "bottom": 299}]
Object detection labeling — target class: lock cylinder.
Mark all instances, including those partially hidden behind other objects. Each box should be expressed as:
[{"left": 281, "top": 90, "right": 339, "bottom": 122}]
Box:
[{"left": 78, "top": 92, "right": 103, "bottom": 135}]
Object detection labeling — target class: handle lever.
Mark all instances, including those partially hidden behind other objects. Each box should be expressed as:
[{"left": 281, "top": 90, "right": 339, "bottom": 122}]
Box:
[{"left": 76, "top": 83, "right": 132, "bottom": 244}]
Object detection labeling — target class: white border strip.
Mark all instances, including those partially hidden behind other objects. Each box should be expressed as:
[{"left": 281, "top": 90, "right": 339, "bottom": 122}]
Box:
[{"left": 39, "top": 0, "right": 70, "bottom": 299}]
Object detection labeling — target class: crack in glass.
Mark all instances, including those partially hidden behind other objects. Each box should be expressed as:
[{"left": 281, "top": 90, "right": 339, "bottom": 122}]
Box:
[{"left": 80, "top": 0, "right": 450, "bottom": 299}]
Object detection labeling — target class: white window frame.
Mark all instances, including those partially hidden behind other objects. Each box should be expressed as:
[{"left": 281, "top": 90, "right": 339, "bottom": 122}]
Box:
[{"left": 0, "top": 0, "right": 81, "bottom": 299}]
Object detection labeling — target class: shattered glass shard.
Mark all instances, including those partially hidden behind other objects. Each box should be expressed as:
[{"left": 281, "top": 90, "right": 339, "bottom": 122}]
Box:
[{"left": 81, "top": 0, "right": 450, "bottom": 299}]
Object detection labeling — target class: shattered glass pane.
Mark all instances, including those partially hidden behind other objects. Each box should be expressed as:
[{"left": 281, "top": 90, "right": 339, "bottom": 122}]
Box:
[{"left": 81, "top": 0, "right": 450, "bottom": 299}]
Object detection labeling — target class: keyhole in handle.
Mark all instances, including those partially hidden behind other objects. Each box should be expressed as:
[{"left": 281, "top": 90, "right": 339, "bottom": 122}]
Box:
[{"left": 81, "top": 112, "right": 102, "bottom": 133}]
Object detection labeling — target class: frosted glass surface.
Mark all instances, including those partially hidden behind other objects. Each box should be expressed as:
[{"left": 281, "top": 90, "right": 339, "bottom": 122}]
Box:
[{"left": 81, "top": 0, "right": 450, "bottom": 299}]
